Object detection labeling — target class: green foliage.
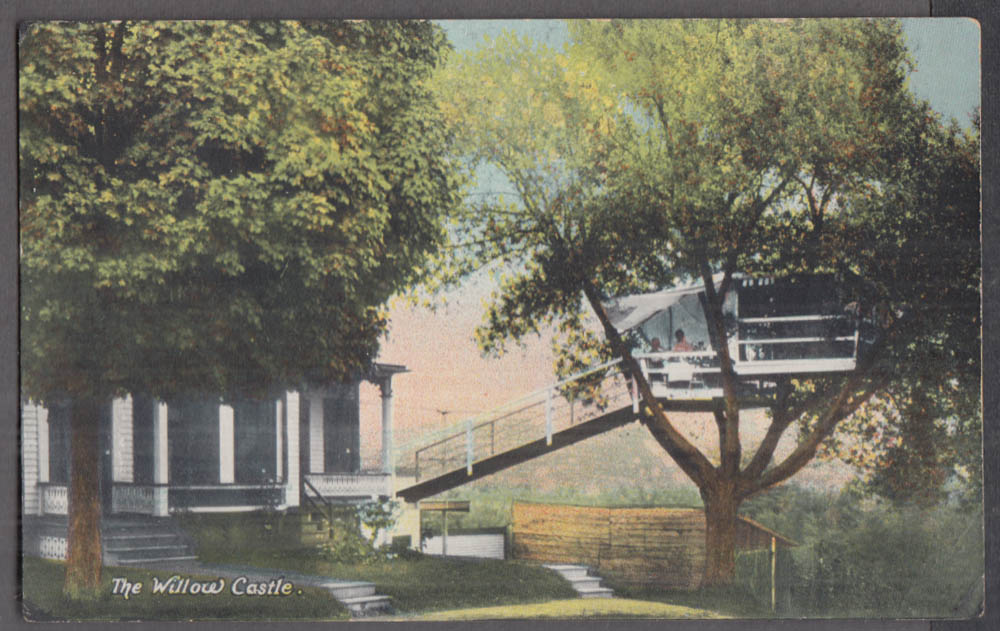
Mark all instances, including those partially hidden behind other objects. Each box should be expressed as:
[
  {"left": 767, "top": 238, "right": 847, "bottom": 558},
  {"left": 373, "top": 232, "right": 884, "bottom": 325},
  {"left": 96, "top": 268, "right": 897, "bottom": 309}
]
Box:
[
  {"left": 318, "top": 517, "right": 380, "bottom": 565},
  {"left": 19, "top": 20, "right": 464, "bottom": 401},
  {"left": 177, "top": 511, "right": 303, "bottom": 561},
  {"left": 435, "top": 18, "right": 980, "bottom": 547},
  {"left": 734, "top": 547, "right": 797, "bottom": 615},
  {"left": 357, "top": 498, "right": 400, "bottom": 542},
  {"left": 740, "top": 485, "right": 984, "bottom": 617},
  {"left": 317, "top": 499, "right": 401, "bottom": 564}
]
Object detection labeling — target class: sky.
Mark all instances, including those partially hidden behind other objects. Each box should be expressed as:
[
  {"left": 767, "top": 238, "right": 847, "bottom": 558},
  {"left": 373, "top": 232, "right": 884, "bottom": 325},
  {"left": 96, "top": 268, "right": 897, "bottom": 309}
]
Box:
[{"left": 358, "top": 19, "right": 982, "bottom": 491}]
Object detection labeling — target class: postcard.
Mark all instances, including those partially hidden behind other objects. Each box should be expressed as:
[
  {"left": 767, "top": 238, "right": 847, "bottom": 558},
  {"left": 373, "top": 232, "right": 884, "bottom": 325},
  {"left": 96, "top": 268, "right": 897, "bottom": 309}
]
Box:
[{"left": 18, "top": 17, "right": 982, "bottom": 622}]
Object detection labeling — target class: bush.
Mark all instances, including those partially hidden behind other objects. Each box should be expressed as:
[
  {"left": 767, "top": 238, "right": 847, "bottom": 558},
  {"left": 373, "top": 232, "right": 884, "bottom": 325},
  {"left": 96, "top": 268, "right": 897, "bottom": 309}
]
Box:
[
  {"left": 734, "top": 547, "right": 795, "bottom": 615},
  {"left": 738, "top": 488, "right": 984, "bottom": 618},
  {"left": 176, "top": 511, "right": 301, "bottom": 562},
  {"left": 317, "top": 499, "right": 401, "bottom": 565}
]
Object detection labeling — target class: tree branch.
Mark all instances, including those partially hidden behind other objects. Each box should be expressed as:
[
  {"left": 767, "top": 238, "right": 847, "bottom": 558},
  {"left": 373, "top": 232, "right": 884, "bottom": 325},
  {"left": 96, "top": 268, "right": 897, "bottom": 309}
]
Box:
[
  {"left": 581, "top": 279, "right": 717, "bottom": 487},
  {"left": 753, "top": 370, "right": 888, "bottom": 492},
  {"left": 740, "top": 380, "right": 794, "bottom": 480}
]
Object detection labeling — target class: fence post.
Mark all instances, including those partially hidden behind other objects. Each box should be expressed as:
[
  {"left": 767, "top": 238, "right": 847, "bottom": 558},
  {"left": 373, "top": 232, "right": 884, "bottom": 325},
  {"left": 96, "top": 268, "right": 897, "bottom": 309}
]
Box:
[
  {"left": 632, "top": 377, "right": 639, "bottom": 414},
  {"left": 771, "top": 536, "right": 777, "bottom": 614},
  {"left": 545, "top": 388, "right": 553, "bottom": 446},
  {"left": 466, "top": 419, "right": 474, "bottom": 476}
]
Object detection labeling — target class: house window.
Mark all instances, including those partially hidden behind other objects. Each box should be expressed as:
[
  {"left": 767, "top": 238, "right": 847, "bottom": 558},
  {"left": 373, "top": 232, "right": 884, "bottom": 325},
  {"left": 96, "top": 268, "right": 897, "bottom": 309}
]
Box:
[
  {"left": 324, "top": 384, "right": 360, "bottom": 473},
  {"left": 132, "top": 394, "right": 156, "bottom": 485},
  {"left": 47, "top": 401, "right": 71, "bottom": 484},
  {"left": 167, "top": 397, "right": 220, "bottom": 485},
  {"left": 233, "top": 399, "right": 277, "bottom": 484}
]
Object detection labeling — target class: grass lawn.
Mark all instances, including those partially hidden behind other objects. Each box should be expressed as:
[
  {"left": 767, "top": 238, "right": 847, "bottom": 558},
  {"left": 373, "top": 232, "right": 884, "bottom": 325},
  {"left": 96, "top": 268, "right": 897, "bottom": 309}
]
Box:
[
  {"left": 612, "top": 583, "right": 773, "bottom": 618},
  {"left": 203, "top": 548, "right": 579, "bottom": 613},
  {"left": 21, "top": 557, "right": 349, "bottom": 621},
  {"left": 411, "top": 598, "right": 727, "bottom": 620}
]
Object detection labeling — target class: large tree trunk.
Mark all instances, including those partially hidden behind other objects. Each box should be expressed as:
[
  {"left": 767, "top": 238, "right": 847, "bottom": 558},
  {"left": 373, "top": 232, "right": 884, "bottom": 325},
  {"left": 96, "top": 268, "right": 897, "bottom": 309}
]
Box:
[
  {"left": 701, "top": 483, "right": 742, "bottom": 587},
  {"left": 64, "top": 395, "right": 103, "bottom": 598}
]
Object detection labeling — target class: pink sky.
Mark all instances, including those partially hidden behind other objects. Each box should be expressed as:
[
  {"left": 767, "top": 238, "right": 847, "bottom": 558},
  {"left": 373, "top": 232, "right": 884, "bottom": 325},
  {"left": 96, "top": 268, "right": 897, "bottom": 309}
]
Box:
[{"left": 359, "top": 276, "right": 557, "bottom": 468}]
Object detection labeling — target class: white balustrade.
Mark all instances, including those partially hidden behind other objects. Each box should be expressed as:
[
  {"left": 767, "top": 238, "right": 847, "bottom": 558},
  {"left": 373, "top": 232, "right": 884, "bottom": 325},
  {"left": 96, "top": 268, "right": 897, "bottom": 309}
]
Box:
[
  {"left": 304, "top": 473, "right": 392, "bottom": 499},
  {"left": 41, "top": 485, "right": 68, "bottom": 515},
  {"left": 111, "top": 484, "right": 157, "bottom": 514}
]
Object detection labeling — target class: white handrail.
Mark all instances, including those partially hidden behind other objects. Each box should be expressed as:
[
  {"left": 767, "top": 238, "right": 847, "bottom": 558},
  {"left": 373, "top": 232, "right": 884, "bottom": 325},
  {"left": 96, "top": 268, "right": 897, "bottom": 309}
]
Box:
[{"left": 395, "top": 357, "right": 624, "bottom": 454}]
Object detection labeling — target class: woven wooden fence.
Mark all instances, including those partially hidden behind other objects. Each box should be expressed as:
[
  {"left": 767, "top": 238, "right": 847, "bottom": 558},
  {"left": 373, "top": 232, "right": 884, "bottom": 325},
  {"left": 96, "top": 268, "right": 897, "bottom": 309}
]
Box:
[{"left": 512, "top": 501, "right": 792, "bottom": 590}]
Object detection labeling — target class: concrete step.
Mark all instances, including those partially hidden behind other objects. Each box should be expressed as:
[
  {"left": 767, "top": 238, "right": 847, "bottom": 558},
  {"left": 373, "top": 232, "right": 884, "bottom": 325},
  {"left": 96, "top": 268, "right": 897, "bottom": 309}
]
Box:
[
  {"left": 543, "top": 564, "right": 591, "bottom": 580},
  {"left": 339, "top": 594, "right": 393, "bottom": 617},
  {"left": 577, "top": 586, "right": 614, "bottom": 599},
  {"left": 542, "top": 563, "right": 614, "bottom": 599},
  {"left": 321, "top": 581, "right": 376, "bottom": 600},
  {"left": 567, "top": 576, "right": 603, "bottom": 591},
  {"left": 114, "top": 554, "right": 198, "bottom": 565},
  {"left": 105, "top": 534, "right": 186, "bottom": 549},
  {"left": 108, "top": 548, "right": 196, "bottom": 563}
]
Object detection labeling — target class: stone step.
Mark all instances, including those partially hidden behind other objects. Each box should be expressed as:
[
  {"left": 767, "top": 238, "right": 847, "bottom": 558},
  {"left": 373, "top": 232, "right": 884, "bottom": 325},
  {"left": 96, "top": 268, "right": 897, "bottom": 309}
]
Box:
[
  {"left": 113, "top": 554, "right": 198, "bottom": 565},
  {"left": 104, "top": 534, "right": 186, "bottom": 549},
  {"left": 577, "top": 586, "right": 614, "bottom": 599},
  {"left": 320, "top": 581, "right": 376, "bottom": 600},
  {"left": 107, "top": 547, "right": 196, "bottom": 563},
  {"left": 542, "top": 563, "right": 614, "bottom": 599},
  {"left": 566, "top": 576, "right": 603, "bottom": 591},
  {"left": 339, "top": 594, "right": 393, "bottom": 617},
  {"left": 543, "top": 564, "right": 591, "bottom": 580}
]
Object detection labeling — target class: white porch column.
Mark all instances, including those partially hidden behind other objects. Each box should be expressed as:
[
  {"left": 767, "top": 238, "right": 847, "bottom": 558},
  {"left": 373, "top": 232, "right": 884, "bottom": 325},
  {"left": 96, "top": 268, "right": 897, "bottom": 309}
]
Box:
[
  {"left": 152, "top": 402, "right": 169, "bottom": 516},
  {"left": 308, "top": 394, "right": 324, "bottom": 474},
  {"left": 153, "top": 402, "right": 169, "bottom": 484},
  {"left": 37, "top": 405, "right": 50, "bottom": 485},
  {"left": 111, "top": 396, "right": 134, "bottom": 483},
  {"left": 22, "top": 404, "right": 44, "bottom": 516},
  {"left": 219, "top": 404, "right": 235, "bottom": 483},
  {"left": 275, "top": 399, "right": 284, "bottom": 481},
  {"left": 284, "top": 391, "right": 300, "bottom": 507},
  {"left": 380, "top": 380, "right": 394, "bottom": 475}
]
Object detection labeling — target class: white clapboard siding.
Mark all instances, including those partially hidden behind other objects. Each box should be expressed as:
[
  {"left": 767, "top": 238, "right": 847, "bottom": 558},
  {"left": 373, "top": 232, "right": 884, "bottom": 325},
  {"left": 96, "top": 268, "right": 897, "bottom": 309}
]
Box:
[
  {"left": 422, "top": 534, "right": 505, "bottom": 559},
  {"left": 22, "top": 403, "right": 41, "bottom": 515},
  {"left": 112, "top": 396, "right": 134, "bottom": 483}
]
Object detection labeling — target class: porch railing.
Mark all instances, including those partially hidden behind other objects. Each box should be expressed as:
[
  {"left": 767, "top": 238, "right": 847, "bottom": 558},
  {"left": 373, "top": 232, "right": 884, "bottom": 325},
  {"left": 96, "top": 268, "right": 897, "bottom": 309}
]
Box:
[
  {"left": 111, "top": 483, "right": 169, "bottom": 516},
  {"left": 303, "top": 472, "right": 392, "bottom": 499},
  {"left": 40, "top": 484, "right": 68, "bottom": 515}
]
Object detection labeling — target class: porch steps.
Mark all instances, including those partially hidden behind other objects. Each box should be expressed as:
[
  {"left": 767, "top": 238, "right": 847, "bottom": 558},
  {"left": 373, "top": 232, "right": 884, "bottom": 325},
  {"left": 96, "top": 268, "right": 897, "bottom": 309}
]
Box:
[
  {"left": 544, "top": 564, "right": 614, "bottom": 599},
  {"left": 102, "top": 517, "right": 196, "bottom": 566},
  {"left": 298, "top": 515, "right": 334, "bottom": 545}
]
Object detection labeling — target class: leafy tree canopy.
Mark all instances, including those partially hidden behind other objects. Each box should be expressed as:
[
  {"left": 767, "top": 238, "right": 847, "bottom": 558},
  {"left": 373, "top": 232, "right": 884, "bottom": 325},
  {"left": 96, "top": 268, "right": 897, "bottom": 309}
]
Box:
[
  {"left": 434, "top": 19, "right": 979, "bottom": 583},
  {"left": 20, "top": 20, "right": 464, "bottom": 401}
]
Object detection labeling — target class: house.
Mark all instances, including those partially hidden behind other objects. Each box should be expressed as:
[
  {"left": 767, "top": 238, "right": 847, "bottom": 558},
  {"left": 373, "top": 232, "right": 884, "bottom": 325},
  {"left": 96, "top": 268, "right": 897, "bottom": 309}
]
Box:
[
  {"left": 21, "top": 363, "right": 420, "bottom": 562},
  {"left": 511, "top": 501, "right": 796, "bottom": 590}
]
